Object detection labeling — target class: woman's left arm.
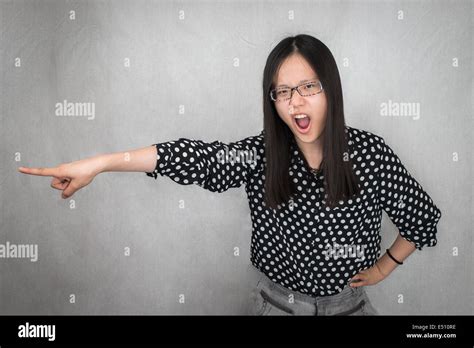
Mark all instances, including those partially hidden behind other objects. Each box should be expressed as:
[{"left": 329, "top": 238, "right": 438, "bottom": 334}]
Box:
[{"left": 350, "top": 135, "right": 442, "bottom": 287}]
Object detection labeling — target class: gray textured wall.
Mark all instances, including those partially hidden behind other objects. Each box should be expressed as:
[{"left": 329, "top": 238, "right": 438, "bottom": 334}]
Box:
[{"left": 1, "top": 0, "right": 472, "bottom": 315}]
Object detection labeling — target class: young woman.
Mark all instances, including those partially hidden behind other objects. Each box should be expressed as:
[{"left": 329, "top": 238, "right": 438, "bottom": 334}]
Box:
[{"left": 18, "top": 34, "right": 442, "bottom": 316}]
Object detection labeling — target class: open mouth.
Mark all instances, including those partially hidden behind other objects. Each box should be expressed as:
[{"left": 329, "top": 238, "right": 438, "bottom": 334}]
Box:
[{"left": 293, "top": 114, "right": 311, "bottom": 133}]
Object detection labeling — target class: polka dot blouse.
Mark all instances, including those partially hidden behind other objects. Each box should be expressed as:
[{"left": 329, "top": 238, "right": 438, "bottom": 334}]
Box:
[{"left": 145, "top": 125, "right": 442, "bottom": 297}]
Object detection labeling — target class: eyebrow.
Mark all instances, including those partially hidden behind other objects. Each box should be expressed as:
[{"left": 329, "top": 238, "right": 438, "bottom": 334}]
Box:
[{"left": 276, "top": 78, "right": 318, "bottom": 88}]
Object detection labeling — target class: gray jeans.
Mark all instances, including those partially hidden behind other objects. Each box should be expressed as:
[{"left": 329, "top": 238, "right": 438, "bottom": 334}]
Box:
[{"left": 247, "top": 264, "right": 379, "bottom": 316}]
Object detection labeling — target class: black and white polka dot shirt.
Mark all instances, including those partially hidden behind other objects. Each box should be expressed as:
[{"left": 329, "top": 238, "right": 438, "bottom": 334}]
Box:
[{"left": 145, "top": 125, "right": 442, "bottom": 297}]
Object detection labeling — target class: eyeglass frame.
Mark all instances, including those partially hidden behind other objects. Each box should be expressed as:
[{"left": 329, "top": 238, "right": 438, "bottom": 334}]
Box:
[{"left": 269, "top": 79, "right": 324, "bottom": 102}]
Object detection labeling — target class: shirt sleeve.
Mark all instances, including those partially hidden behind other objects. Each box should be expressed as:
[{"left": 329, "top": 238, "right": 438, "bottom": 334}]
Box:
[
  {"left": 145, "top": 130, "right": 265, "bottom": 193},
  {"left": 376, "top": 137, "right": 442, "bottom": 251}
]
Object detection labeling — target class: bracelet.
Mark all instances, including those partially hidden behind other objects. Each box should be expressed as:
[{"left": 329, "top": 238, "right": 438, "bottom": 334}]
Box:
[{"left": 386, "top": 248, "right": 403, "bottom": 265}]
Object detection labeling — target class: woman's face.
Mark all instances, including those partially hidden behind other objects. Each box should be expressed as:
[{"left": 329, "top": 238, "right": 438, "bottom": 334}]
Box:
[{"left": 273, "top": 53, "right": 327, "bottom": 146}]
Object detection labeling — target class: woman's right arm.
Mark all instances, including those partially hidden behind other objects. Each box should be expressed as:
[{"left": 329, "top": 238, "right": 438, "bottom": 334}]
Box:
[
  {"left": 18, "top": 131, "right": 265, "bottom": 199},
  {"left": 143, "top": 132, "right": 265, "bottom": 192},
  {"left": 99, "top": 145, "right": 158, "bottom": 174}
]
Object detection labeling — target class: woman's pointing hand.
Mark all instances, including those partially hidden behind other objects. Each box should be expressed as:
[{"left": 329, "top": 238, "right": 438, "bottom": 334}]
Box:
[{"left": 18, "top": 157, "right": 103, "bottom": 199}]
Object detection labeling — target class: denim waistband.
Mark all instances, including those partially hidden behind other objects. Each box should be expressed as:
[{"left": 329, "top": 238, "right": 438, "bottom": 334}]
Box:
[{"left": 252, "top": 264, "right": 360, "bottom": 305}]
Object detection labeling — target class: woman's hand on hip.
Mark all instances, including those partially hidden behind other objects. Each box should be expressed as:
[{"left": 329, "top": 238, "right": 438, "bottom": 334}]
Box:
[{"left": 349, "top": 263, "right": 388, "bottom": 287}]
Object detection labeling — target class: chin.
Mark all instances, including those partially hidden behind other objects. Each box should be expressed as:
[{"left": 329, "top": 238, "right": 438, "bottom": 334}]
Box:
[{"left": 293, "top": 129, "right": 323, "bottom": 143}]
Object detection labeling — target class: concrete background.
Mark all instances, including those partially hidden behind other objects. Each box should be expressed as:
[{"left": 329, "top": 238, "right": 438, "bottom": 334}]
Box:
[{"left": 1, "top": 0, "right": 472, "bottom": 314}]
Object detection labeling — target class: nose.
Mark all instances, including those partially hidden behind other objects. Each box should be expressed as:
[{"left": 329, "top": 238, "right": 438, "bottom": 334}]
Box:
[{"left": 289, "top": 87, "right": 305, "bottom": 108}]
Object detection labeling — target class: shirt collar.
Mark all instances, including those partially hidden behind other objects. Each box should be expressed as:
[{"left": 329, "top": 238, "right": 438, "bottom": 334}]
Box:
[{"left": 289, "top": 136, "right": 324, "bottom": 180}]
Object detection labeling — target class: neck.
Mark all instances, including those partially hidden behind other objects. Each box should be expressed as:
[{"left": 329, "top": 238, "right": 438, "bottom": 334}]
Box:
[{"left": 295, "top": 134, "right": 324, "bottom": 169}]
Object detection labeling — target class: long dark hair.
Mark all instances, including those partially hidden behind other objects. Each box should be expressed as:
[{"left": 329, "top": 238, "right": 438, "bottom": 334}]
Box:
[{"left": 262, "top": 34, "right": 360, "bottom": 209}]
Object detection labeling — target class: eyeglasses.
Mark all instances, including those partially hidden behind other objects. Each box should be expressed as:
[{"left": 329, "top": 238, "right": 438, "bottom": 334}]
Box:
[{"left": 269, "top": 80, "right": 323, "bottom": 102}]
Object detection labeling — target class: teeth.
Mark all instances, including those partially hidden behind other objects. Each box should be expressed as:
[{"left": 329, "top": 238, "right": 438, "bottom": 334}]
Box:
[{"left": 294, "top": 114, "right": 309, "bottom": 119}]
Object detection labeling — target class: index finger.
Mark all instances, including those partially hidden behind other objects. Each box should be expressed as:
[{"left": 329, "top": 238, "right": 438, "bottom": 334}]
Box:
[{"left": 18, "top": 166, "right": 59, "bottom": 177}]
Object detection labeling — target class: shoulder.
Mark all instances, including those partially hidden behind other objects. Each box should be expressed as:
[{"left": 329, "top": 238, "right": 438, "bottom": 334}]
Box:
[
  {"left": 241, "top": 130, "right": 265, "bottom": 149},
  {"left": 345, "top": 125, "right": 386, "bottom": 152},
  {"left": 237, "top": 130, "right": 265, "bottom": 153}
]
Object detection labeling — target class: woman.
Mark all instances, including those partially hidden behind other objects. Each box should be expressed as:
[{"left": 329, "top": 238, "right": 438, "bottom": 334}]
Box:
[{"left": 18, "top": 34, "right": 442, "bottom": 316}]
